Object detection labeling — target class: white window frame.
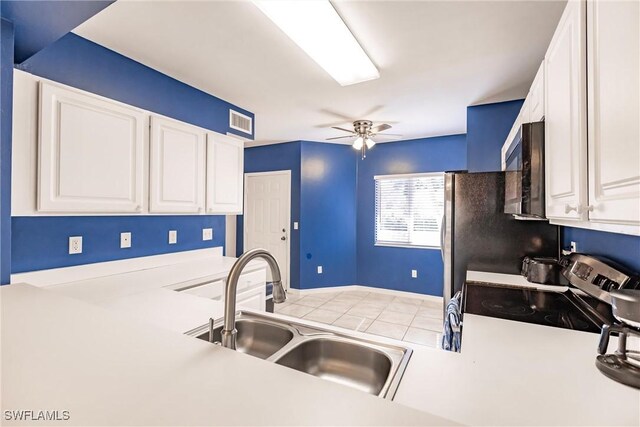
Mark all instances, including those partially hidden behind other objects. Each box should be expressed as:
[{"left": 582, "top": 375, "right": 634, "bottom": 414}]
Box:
[{"left": 374, "top": 172, "right": 444, "bottom": 250}]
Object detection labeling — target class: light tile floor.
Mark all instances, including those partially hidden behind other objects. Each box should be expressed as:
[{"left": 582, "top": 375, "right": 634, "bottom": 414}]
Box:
[{"left": 275, "top": 288, "right": 443, "bottom": 347}]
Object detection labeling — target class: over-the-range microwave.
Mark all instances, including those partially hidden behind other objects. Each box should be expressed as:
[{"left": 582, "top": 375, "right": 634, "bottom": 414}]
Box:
[{"left": 503, "top": 121, "right": 545, "bottom": 219}]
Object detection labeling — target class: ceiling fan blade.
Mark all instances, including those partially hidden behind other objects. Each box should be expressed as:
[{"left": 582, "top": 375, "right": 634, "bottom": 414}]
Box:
[
  {"left": 377, "top": 132, "right": 402, "bottom": 137},
  {"left": 331, "top": 126, "right": 355, "bottom": 134},
  {"left": 370, "top": 123, "right": 392, "bottom": 133},
  {"left": 326, "top": 135, "right": 356, "bottom": 140},
  {"left": 371, "top": 134, "right": 402, "bottom": 140}
]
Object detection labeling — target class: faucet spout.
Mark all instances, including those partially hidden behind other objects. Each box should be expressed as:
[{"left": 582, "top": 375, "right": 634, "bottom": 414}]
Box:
[{"left": 219, "top": 248, "right": 286, "bottom": 350}]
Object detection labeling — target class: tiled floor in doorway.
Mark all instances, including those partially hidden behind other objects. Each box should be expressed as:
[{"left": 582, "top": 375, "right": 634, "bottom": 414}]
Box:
[{"left": 275, "top": 288, "right": 443, "bottom": 348}]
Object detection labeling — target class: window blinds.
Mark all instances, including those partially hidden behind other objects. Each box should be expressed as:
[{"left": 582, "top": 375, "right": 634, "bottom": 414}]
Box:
[{"left": 375, "top": 173, "right": 444, "bottom": 248}]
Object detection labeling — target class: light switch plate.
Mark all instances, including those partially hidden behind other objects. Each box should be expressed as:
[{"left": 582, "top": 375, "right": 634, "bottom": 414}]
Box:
[
  {"left": 317, "top": 266, "right": 323, "bottom": 274},
  {"left": 120, "top": 232, "right": 132, "bottom": 249},
  {"left": 168, "top": 230, "right": 178, "bottom": 244},
  {"left": 202, "top": 228, "right": 213, "bottom": 241},
  {"left": 69, "top": 236, "right": 83, "bottom": 254},
  {"left": 411, "top": 269, "right": 418, "bottom": 278},
  {"left": 294, "top": 222, "right": 299, "bottom": 230}
]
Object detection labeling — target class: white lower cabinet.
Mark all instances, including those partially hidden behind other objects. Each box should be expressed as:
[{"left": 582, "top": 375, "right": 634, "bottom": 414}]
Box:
[
  {"left": 586, "top": 0, "right": 640, "bottom": 229},
  {"left": 544, "top": 0, "right": 588, "bottom": 222},
  {"left": 149, "top": 116, "right": 206, "bottom": 213},
  {"left": 38, "top": 82, "right": 146, "bottom": 213}
]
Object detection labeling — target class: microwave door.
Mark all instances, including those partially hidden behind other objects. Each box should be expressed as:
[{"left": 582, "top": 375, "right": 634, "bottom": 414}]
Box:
[{"left": 504, "top": 133, "right": 523, "bottom": 215}]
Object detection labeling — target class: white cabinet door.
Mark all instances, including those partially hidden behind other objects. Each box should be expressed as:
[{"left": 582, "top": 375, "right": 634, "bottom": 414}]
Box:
[
  {"left": 520, "top": 95, "right": 531, "bottom": 124},
  {"left": 529, "top": 62, "right": 545, "bottom": 122},
  {"left": 149, "top": 116, "right": 206, "bottom": 213},
  {"left": 544, "top": 0, "right": 588, "bottom": 221},
  {"left": 206, "top": 133, "right": 244, "bottom": 214},
  {"left": 586, "top": 0, "right": 640, "bottom": 229},
  {"left": 38, "top": 82, "right": 146, "bottom": 213}
]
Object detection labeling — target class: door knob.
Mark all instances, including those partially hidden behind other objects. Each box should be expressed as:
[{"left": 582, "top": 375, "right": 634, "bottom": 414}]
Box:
[{"left": 281, "top": 236, "right": 286, "bottom": 241}]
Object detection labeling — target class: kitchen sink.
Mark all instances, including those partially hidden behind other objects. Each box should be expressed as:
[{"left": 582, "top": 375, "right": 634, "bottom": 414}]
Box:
[
  {"left": 187, "top": 311, "right": 412, "bottom": 400},
  {"left": 196, "top": 319, "right": 294, "bottom": 359},
  {"left": 274, "top": 338, "right": 392, "bottom": 395}
]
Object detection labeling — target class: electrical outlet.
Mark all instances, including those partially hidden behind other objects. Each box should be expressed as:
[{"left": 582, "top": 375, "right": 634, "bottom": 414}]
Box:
[
  {"left": 68, "top": 236, "right": 83, "bottom": 254},
  {"left": 120, "top": 232, "right": 132, "bottom": 249},
  {"left": 202, "top": 228, "right": 213, "bottom": 241},
  {"left": 294, "top": 222, "right": 299, "bottom": 230},
  {"left": 570, "top": 241, "right": 578, "bottom": 253},
  {"left": 411, "top": 269, "right": 418, "bottom": 278},
  {"left": 168, "top": 230, "right": 178, "bottom": 244},
  {"left": 317, "top": 266, "right": 323, "bottom": 274}
]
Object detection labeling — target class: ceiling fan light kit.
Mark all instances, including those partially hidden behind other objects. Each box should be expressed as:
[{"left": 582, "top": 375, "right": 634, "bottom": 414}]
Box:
[{"left": 328, "top": 119, "right": 398, "bottom": 159}]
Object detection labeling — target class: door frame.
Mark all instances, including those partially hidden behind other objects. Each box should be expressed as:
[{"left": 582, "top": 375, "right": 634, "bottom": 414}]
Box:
[{"left": 243, "top": 170, "right": 292, "bottom": 290}]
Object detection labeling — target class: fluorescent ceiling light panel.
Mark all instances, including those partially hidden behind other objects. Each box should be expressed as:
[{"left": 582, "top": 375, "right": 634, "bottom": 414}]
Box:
[{"left": 253, "top": 0, "right": 379, "bottom": 86}]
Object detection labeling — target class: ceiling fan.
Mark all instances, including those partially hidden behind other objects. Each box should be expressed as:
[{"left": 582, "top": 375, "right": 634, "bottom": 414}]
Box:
[{"left": 327, "top": 120, "right": 401, "bottom": 159}]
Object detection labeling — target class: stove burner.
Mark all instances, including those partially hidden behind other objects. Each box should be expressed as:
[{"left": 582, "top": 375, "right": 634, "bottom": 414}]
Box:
[
  {"left": 480, "top": 299, "right": 535, "bottom": 317},
  {"left": 544, "top": 312, "right": 591, "bottom": 330}
]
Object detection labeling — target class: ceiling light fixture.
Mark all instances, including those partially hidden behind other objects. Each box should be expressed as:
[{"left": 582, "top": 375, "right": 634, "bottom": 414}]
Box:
[{"left": 252, "top": 0, "right": 379, "bottom": 86}]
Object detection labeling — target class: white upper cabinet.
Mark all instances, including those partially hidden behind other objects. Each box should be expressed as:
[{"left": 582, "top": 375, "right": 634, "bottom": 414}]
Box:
[
  {"left": 586, "top": 0, "right": 640, "bottom": 229},
  {"left": 206, "top": 132, "right": 244, "bottom": 214},
  {"left": 544, "top": 0, "right": 588, "bottom": 221},
  {"left": 38, "top": 82, "right": 146, "bottom": 213},
  {"left": 529, "top": 62, "right": 545, "bottom": 122},
  {"left": 149, "top": 116, "right": 206, "bottom": 213}
]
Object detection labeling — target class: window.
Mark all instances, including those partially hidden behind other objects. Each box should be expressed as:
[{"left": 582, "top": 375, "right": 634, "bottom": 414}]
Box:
[{"left": 375, "top": 173, "right": 445, "bottom": 248}]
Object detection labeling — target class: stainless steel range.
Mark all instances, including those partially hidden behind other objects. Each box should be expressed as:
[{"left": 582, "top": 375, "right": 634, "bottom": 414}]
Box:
[{"left": 463, "top": 253, "right": 640, "bottom": 389}]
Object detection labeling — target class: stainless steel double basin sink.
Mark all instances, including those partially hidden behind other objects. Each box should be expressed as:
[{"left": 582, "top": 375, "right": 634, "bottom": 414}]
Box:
[{"left": 187, "top": 311, "right": 412, "bottom": 400}]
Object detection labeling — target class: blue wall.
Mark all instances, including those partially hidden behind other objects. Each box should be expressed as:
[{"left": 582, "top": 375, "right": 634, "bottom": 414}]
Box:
[
  {"left": 356, "top": 135, "right": 467, "bottom": 296},
  {"left": 12, "top": 216, "right": 225, "bottom": 273},
  {"left": 466, "top": 99, "right": 523, "bottom": 172},
  {"left": 0, "top": 18, "right": 14, "bottom": 284},
  {"left": 239, "top": 141, "right": 302, "bottom": 288},
  {"left": 300, "top": 141, "right": 357, "bottom": 289},
  {"left": 19, "top": 34, "right": 254, "bottom": 138},
  {"left": 562, "top": 228, "right": 640, "bottom": 273},
  {"left": 8, "top": 33, "right": 255, "bottom": 275},
  {"left": 1, "top": 0, "right": 114, "bottom": 63}
]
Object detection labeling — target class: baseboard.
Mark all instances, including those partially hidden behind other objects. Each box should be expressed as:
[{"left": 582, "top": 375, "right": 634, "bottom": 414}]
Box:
[{"left": 287, "top": 284, "right": 443, "bottom": 302}]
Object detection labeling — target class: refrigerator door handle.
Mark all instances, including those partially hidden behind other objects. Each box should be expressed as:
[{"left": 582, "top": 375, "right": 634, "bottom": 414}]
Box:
[{"left": 440, "top": 214, "right": 446, "bottom": 261}]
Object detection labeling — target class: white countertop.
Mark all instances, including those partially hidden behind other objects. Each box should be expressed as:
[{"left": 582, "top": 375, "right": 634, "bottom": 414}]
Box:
[
  {"left": 4, "top": 256, "right": 639, "bottom": 426},
  {"left": 0, "top": 284, "right": 453, "bottom": 426},
  {"left": 394, "top": 314, "right": 639, "bottom": 426}
]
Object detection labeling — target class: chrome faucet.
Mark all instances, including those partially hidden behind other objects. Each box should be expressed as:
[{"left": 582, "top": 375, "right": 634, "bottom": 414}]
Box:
[{"left": 216, "top": 248, "right": 286, "bottom": 350}]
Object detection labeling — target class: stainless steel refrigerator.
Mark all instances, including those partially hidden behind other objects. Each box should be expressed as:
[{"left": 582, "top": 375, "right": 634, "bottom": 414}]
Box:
[{"left": 441, "top": 172, "right": 559, "bottom": 307}]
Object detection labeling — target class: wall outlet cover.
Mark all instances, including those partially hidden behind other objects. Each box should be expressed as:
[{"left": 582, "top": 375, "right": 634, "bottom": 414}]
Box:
[
  {"left": 69, "top": 236, "right": 83, "bottom": 255},
  {"left": 317, "top": 266, "right": 323, "bottom": 274},
  {"left": 294, "top": 222, "right": 299, "bottom": 230},
  {"left": 169, "top": 230, "right": 178, "bottom": 244},
  {"left": 570, "top": 241, "right": 578, "bottom": 253},
  {"left": 120, "top": 232, "right": 132, "bottom": 249},
  {"left": 202, "top": 228, "right": 213, "bottom": 241},
  {"left": 411, "top": 269, "right": 418, "bottom": 278}
]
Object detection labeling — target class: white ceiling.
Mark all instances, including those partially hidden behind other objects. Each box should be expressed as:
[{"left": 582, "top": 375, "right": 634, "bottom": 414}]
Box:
[{"left": 74, "top": 0, "right": 566, "bottom": 146}]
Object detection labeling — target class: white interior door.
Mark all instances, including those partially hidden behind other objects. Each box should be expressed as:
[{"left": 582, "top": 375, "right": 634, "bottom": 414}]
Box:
[{"left": 244, "top": 171, "right": 291, "bottom": 290}]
